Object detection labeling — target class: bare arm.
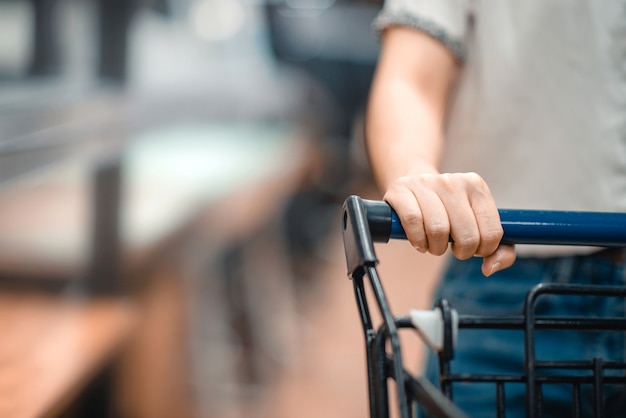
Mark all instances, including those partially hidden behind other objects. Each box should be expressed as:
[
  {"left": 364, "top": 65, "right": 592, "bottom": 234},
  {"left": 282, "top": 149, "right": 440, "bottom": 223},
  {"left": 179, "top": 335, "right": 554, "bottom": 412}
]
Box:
[{"left": 365, "top": 27, "right": 515, "bottom": 276}]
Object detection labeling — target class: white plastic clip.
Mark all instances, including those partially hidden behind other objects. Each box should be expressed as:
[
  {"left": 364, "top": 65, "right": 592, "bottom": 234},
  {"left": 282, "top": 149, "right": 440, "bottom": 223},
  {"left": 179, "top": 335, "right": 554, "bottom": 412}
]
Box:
[{"left": 409, "top": 307, "right": 458, "bottom": 353}]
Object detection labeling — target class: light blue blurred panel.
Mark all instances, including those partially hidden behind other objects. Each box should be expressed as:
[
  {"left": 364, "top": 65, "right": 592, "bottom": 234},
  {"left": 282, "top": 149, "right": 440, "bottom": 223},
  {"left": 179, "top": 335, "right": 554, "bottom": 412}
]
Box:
[
  {"left": 127, "top": 124, "right": 294, "bottom": 191},
  {"left": 122, "top": 123, "right": 301, "bottom": 248},
  {"left": 0, "top": 1, "right": 32, "bottom": 76}
]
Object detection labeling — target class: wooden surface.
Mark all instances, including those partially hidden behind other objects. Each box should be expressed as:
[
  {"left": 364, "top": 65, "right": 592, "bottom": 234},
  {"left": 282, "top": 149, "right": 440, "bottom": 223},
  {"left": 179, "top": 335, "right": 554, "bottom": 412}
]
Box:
[
  {"left": 0, "top": 291, "right": 137, "bottom": 418},
  {"left": 115, "top": 265, "right": 195, "bottom": 418}
]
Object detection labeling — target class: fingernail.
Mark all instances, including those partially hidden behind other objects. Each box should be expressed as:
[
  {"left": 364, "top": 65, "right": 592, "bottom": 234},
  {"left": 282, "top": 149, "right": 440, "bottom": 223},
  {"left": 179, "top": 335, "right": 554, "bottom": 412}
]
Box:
[
  {"left": 415, "top": 246, "right": 427, "bottom": 253},
  {"left": 488, "top": 261, "right": 501, "bottom": 277}
]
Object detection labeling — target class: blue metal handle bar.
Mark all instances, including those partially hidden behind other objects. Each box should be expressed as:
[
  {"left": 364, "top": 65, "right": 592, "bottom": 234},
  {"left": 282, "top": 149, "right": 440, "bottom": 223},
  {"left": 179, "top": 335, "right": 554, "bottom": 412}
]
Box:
[
  {"left": 362, "top": 199, "right": 626, "bottom": 246},
  {"left": 391, "top": 208, "right": 626, "bottom": 246}
]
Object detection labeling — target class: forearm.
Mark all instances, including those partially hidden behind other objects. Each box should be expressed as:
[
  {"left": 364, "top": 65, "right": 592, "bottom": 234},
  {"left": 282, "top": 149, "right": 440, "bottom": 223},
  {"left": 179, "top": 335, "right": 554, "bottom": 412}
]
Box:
[
  {"left": 366, "top": 77, "right": 444, "bottom": 191},
  {"left": 365, "top": 28, "right": 457, "bottom": 192}
]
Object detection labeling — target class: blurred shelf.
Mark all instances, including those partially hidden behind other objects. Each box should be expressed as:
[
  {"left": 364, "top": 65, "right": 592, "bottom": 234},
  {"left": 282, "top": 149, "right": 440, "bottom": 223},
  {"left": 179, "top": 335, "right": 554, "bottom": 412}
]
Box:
[{"left": 0, "top": 121, "right": 309, "bottom": 282}]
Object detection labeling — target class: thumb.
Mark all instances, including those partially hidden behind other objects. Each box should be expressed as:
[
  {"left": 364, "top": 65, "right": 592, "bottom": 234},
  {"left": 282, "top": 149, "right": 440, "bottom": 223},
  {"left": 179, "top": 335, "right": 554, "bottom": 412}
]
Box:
[{"left": 482, "top": 244, "right": 516, "bottom": 277}]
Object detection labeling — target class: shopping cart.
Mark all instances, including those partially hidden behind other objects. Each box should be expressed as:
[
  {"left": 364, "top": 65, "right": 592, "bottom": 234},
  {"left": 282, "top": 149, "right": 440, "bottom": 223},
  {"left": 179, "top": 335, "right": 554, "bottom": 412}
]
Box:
[{"left": 341, "top": 195, "right": 626, "bottom": 418}]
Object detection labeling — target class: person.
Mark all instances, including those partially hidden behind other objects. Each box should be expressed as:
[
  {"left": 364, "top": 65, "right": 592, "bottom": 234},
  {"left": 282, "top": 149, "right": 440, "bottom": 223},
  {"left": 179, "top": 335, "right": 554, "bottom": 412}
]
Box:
[{"left": 365, "top": 1, "right": 626, "bottom": 417}]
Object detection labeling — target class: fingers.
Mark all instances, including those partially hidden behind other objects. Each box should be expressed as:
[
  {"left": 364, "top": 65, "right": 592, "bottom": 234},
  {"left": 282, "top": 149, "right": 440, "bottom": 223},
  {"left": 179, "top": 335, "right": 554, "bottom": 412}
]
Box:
[
  {"left": 385, "top": 176, "right": 451, "bottom": 256},
  {"left": 439, "top": 173, "right": 503, "bottom": 260},
  {"left": 385, "top": 186, "right": 429, "bottom": 252},
  {"left": 435, "top": 173, "right": 481, "bottom": 260},
  {"left": 384, "top": 172, "right": 515, "bottom": 274},
  {"left": 467, "top": 174, "right": 504, "bottom": 258},
  {"left": 447, "top": 198, "right": 480, "bottom": 260},
  {"left": 413, "top": 185, "right": 450, "bottom": 256}
]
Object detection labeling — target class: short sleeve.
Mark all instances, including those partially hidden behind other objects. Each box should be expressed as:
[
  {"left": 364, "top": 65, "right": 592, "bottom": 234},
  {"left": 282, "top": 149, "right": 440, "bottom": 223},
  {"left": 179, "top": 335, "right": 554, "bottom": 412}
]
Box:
[{"left": 373, "top": 0, "right": 471, "bottom": 62}]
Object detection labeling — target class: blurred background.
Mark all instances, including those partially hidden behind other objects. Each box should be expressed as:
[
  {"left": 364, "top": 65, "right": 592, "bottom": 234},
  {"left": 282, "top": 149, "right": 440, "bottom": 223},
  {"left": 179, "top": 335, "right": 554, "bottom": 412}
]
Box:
[{"left": 0, "top": 1, "right": 443, "bottom": 417}]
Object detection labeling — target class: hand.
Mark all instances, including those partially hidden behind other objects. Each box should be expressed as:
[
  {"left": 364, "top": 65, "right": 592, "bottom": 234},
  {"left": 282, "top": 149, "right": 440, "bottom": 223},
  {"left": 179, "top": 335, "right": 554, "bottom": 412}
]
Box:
[{"left": 383, "top": 172, "right": 516, "bottom": 276}]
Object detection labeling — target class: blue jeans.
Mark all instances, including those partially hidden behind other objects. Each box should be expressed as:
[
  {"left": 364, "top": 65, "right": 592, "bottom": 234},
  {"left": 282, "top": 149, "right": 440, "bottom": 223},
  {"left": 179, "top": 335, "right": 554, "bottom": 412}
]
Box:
[{"left": 421, "top": 252, "right": 626, "bottom": 418}]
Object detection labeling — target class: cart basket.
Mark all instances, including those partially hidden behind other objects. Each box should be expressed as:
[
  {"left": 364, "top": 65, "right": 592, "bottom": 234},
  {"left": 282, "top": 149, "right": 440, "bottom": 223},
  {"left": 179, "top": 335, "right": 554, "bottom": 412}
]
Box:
[{"left": 341, "top": 195, "right": 626, "bottom": 418}]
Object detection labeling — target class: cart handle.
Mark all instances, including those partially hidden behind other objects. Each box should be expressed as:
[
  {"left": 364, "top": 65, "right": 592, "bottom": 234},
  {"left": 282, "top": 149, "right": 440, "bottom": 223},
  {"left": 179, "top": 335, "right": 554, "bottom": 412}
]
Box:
[
  {"left": 352, "top": 196, "right": 626, "bottom": 246},
  {"left": 342, "top": 195, "right": 626, "bottom": 275}
]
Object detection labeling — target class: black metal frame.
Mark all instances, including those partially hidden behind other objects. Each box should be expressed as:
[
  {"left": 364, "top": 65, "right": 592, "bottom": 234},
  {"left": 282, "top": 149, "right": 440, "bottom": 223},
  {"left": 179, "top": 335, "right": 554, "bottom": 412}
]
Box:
[
  {"left": 342, "top": 195, "right": 468, "bottom": 418},
  {"left": 342, "top": 195, "right": 626, "bottom": 418}
]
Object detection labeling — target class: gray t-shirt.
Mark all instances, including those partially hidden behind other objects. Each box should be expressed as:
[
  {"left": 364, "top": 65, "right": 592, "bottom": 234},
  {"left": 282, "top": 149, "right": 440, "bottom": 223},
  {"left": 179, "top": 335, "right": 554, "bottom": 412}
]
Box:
[{"left": 375, "top": 0, "right": 626, "bottom": 255}]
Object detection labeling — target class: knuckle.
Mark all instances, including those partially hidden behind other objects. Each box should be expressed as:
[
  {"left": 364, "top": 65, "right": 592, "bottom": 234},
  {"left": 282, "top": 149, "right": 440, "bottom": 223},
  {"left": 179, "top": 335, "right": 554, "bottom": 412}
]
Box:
[
  {"left": 394, "top": 176, "right": 413, "bottom": 187},
  {"left": 421, "top": 173, "right": 448, "bottom": 188},
  {"left": 465, "top": 171, "right": 485, "bottom": 186},
  {"left": 466, "top": 174, "right": 489, "bottom": 195},
  {"left": 476, "top": 229, "right": 505, "bottom": 257},
  {"left": 429, "top": 244, "right": 449, "bottom": 256},
  {"left": 482, "top": 226, "right": 504, "bottom": 244},
  {"left": 436, "top": 173, "right": 455, "bottom": 191},
  {"left": 452, "top": 234, "right": 479, "bottom": 260},
  {"left": 409, "top": 238, "right": 428, "bottom": 252},
  {"left": 418, "top": 173, "right": 437, "bottom": 183},
  {"left": 455, "top": 233, "right": 480, "bottom": 250},
  {"left": 452, "top": 248, "right": 473, "bottom": 260},
  {"left": 426, "top": 222, "right": 450, "bottom": 240},
  {"left": 385, "top": 183, "right": 407, "bottom": 198},
  {"left": 402, "top": 213, "right": 428, "bottom": 251},
  {"left": 466, "top": 171, "right": 481, "bottom": 180},
  {"left": 402, "top": 211, "right": 424, "bottom": 228},
  {"left": 386, "top": 177, "right": 413, "bottom": 194}
]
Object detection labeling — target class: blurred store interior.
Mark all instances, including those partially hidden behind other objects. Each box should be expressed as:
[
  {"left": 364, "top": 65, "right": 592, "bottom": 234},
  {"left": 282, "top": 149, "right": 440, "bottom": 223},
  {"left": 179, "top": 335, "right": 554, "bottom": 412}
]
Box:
[{"left": 0, "top": 1, "right": 443, "bottom": 417}]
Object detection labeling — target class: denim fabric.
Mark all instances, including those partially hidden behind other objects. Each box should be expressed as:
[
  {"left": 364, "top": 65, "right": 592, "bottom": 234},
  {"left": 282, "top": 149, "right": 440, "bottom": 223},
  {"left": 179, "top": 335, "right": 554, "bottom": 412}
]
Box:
[{"left": 421, "top": 253, "right": 626, "bottom": 418}]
